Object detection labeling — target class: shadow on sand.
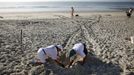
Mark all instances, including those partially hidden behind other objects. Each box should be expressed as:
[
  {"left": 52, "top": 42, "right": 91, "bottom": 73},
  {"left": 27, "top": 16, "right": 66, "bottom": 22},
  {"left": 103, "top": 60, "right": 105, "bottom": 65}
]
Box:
[{"left": 43, "top": 52, "right": 122, "bottom": 75}]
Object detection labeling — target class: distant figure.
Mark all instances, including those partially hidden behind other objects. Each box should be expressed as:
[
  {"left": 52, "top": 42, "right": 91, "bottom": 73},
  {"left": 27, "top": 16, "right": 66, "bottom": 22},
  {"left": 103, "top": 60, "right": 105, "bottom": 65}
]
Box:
[
  {"left": 71, "top": 7, "right": 74, "bottom": 18},
  {"left": 29, "top": 45, "right": 65, "bottom": 68},
  {"left": 126, "top": 8, "right": 133, "bottom": 18},
  {"left": 66, "top": 43, "right": 88, "bottom": 68}
]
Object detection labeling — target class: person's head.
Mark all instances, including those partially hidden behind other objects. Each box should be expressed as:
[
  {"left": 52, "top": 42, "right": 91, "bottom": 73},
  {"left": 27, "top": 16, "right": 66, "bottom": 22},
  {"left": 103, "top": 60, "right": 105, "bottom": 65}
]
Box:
[
  {"left": 56, "top": 45, "right": 63, "bottom": 52},
  {"left": 82, "top": 43, "right": 86, "bottom": 47},
  {"left": 69, "top": 49, "right": 76, "bottom": 60},
  {"left": 71, "top": 7, "right": 74, "bottom": 9},
  {"left": 129, "top": 8, "right": 133, "bottom": 11},
  {"left": 129, "top": 8, "right": 133, "bottom": 9},
  {"left": 36, "top": 46, "right": 42, "bottom": 51}
]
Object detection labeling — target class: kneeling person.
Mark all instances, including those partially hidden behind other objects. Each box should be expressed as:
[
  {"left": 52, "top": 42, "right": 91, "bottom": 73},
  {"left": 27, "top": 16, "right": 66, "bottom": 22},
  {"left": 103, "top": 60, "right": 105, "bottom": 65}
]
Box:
[
  {"left": 30, "top": 45, "right": 65, "bottom": 68},
  {"left": 68, "top": 43, "right": 88, "bottom": 68}
]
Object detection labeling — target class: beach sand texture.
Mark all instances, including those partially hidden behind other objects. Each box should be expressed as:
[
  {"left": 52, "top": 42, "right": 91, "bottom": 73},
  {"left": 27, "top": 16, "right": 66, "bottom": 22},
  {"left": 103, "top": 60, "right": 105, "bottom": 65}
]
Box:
[{"left": 0, "top": 12, "right": 134, "bottom": 75}]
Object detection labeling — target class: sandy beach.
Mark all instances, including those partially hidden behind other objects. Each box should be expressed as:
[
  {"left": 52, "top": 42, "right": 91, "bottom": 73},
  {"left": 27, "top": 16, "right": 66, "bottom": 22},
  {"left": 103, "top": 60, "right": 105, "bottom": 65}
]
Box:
[
  {"left": 0, "top": 11, "right": 128, "bottom": 19},
  {"left": 0, "top": 11, "right": 134, "bottom": 75}
]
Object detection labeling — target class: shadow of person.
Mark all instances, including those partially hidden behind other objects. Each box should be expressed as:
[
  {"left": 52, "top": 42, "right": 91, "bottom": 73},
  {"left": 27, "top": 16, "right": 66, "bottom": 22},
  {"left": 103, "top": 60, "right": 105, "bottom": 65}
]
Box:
[
  {"left": 43, "top": 52, "right": 122, "bottom": 75},
  {"left": 82, "top": 54, "right": 122, "bottom": 75}
]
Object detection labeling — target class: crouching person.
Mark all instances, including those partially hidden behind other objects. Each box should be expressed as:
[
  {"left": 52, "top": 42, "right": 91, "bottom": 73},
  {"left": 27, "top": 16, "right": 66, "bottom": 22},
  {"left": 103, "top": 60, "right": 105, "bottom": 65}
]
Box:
[
  {"left": 29, "top": 45, "right": 65, "bottom": 68},
  {"left": 126, "top": 8, "right": 133, "bottom": 18},
  {"left": 67, "top": 43, "right": 88, "bottom": 68}
]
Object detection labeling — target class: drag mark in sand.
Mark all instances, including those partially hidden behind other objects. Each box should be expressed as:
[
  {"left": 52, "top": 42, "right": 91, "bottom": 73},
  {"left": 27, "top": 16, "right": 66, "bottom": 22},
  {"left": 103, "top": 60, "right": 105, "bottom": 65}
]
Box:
[
  {"left": 63, "top": 15, "right": 102, "bottom": 55},
  {"left": 63, "top": 28, "right": 81, "bottom": 50},
  {"left": 75, "top": 16, "right": 102, "bottom": 55}
]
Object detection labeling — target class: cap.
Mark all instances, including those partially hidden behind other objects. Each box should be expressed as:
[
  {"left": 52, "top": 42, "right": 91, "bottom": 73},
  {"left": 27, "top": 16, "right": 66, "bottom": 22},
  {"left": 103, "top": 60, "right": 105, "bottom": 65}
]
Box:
[{"left": 57, "top": 45, "right": 63, "bottom": 51}]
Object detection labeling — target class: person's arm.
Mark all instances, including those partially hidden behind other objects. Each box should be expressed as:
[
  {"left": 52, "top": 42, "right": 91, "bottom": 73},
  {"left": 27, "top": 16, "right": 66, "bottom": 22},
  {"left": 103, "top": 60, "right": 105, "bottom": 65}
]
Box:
[
  {"left": 67, "top": 54, "right": 77, "bottom": 68},
  {"left": 29, "top": 60, "right": 44, "bottom": 66},
  {"left": 80, "top": 56, "right": 87, "bottom": 65},
  {"left": 68, "top": 59, "right": 74, "bottom": 68},
  {"left": 35, "top": 62, "right": 44, "bottom": 65},
  {"left": 54, "top": 59, "right": 65, "bottom": 68}
]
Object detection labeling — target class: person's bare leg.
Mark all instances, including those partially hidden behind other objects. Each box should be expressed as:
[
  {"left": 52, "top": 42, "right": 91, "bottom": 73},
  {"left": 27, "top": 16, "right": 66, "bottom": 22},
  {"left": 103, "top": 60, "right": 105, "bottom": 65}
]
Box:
[
  {"left": 82, "top": 55, "right": 87, "bottom": 65},
  {"left": 78, "top": 56, "right": 87, "bottom": 65}
]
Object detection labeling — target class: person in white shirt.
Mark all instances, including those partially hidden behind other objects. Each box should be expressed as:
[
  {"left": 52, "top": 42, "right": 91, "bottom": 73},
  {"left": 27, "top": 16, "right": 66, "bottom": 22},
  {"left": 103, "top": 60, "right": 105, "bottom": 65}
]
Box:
[
  {"left": 67, "top": 43, "right": 88, "bottom": 68},
  {"left": 30, "top": 45, "right": 65, "bottom": 68}
]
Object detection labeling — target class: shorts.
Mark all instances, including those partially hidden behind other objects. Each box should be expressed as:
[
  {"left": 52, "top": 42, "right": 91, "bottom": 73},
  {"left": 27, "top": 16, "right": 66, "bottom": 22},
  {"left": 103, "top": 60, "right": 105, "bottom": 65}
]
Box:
[{"left": 83, "top": 44, "right": 88, "bottom": 56}]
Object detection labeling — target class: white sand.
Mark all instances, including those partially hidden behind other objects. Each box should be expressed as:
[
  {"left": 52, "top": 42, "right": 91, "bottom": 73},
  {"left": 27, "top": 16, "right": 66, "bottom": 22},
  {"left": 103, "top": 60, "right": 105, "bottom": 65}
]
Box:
[
  {"left": 0, "top": 11, "right": 134, "bottom": 75},
  {"left": 0, "top": 11, "right": 128, "bottom": 20}
]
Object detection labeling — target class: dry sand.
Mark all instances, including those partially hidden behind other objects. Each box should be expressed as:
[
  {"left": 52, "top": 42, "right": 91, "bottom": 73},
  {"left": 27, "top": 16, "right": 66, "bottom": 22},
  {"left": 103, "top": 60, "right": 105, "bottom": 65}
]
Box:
[
  {"left": 0, "top": 11, "right": 127, "bottom": 20},
  {"left": 0, "top": 12, "right": 134, "bottom": 75}
]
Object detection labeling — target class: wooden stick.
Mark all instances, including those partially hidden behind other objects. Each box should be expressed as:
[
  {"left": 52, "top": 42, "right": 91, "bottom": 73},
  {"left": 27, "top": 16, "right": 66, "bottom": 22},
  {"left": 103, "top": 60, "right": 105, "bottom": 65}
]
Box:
[{"left": 20, "top": 29, "right": 23, "bottom": 51}]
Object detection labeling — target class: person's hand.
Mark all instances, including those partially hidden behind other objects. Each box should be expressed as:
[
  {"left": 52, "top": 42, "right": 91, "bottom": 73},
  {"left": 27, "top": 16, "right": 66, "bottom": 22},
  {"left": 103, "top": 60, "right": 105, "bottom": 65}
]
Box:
[
  {"left": 60, "top": 64, "right": 65, "bottom": 68},
  {"left": 65, "top": 65, "right": 69, "bottom": 68},
  {"left": 28, "top": 60, "right": 36, "bottom": 66},
  {"left": 89, "top": 47, "right": 95, "bottom": 51},
  {"left": 65, "top": 65, "right": 73, "bottom": 68},
  {"left": 77, "top": 61, "right": 84, "bottom": 65}
]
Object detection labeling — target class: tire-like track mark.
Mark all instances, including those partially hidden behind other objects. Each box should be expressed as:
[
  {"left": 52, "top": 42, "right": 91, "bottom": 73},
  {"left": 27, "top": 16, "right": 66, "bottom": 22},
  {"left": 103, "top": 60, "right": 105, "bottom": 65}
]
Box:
[
  {"left": 75, "top": 15, "right": 102, "bottom": 55},
  {"left": 63, "top": 28, "right": 81, "bottom": 50},
  {"left": 53, "top": 16, "right": 103, "bottom": 75},
  {"left": 63, "top": 15, "right": 101, "bottom": 48}
]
